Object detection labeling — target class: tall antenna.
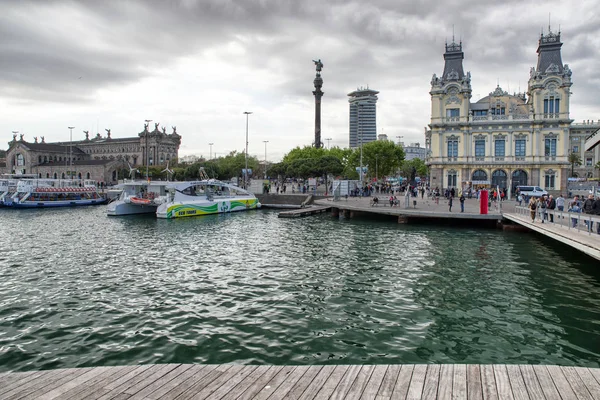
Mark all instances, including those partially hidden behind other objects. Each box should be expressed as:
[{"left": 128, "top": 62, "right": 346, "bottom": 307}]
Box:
[
  {"left": 452, "top": 24, "right": 455, "bottom": 42},
  {"left": 549, "top": 12, "right": 551, "bottom": 32}
]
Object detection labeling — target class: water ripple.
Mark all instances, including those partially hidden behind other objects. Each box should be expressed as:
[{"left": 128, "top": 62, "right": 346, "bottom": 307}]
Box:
[{"left": 0, "top": 207, "right": 599, "bottom": 371}]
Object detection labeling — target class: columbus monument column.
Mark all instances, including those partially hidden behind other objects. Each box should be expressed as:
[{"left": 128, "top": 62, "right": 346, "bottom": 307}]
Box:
[{"left": 312, "top": 59, "right": 324, "bottom": 148}]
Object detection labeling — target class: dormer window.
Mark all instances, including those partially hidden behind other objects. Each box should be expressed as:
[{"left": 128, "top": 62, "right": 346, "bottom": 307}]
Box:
[
  {"left": 491, "top": 107, "right": 505, "bottom": 115},
  {"left": 544, "top": 96, "right": 560, "bottom": 114},
  {"left": 446, "top": 108, "right": 460, "bottom": 117}
]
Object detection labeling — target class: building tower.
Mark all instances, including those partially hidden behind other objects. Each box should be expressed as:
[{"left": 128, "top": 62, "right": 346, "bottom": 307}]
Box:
[{"left": 348, "top": 87, "right": 379, "bottom": 148}]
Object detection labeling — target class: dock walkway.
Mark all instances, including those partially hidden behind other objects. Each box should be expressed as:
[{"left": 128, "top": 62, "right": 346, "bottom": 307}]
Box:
[
  {"left": 1, "top": 363, "right": 599, "bottom": 399},
  {"left": 278, "top": 205, "right": 331, "bottom": 218}
]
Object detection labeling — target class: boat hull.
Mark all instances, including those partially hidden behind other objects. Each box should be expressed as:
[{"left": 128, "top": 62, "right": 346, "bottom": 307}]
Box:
[
  {"left": 107, "top": 200, "right": 158, "bottom": 216},
  {"left": 10, "top": 198, "right": 107, "bottom": 208},
  {"left": 156, "top": 198, "right": 261, "bottom": 219}
]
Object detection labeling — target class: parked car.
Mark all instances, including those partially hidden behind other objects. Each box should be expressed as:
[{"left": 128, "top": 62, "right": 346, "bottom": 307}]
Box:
[{"left": 516, "top": 185, "right": 548, "bottom": 198}]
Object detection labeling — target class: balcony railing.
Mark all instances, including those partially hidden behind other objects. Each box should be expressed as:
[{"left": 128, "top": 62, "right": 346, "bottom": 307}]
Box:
[{"left": 428, "top": 155, "right": 564, "bottom": 164}]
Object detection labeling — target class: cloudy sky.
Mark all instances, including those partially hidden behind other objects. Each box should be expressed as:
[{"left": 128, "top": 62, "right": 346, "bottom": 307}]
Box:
[{"left": 1, "top": 0, "right": 599, "bottom": 161}]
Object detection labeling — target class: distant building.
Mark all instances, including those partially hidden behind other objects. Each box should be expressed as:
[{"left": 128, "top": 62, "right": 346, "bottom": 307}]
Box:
[
  {"left": 404, "top": 143, "right": 427, "bottom": 161},
  {"left": 4, "top": 124, "right": 181, "bottom": 184},
  {"left": 348, "top": 87, "right": 379, "bottom": 148},
  {"left": 569, "top": 120, "right": 600, "bottom": 178},
  {"left": 378, "top": 134, "right": 388, "bottom": 141}
]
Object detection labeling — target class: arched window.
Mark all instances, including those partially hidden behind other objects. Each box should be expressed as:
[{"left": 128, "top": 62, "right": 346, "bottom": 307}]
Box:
[
  {"left": 16, "top": 153, "right": 25, "bottom": 166},
  {"left": 61, "top": 172, "right": 65, "bottom": 179},
  {"left": 512, "top": 170, "right": 527, "bottom": 191},
  {"left": 78, "top": 173, "right": 82, "bottom": 179},
  {"left": 38, "top": 156, "right": 42, "bottom": 164},
  {"left": 491, "top": 169, "right": 508, "bottom": 189},
  {"left": 472, "top": 169, "right": 488, "bottom": 182},
  {"left": 46, "top": 173, "right": 50, "bottom": 178},
  {"left": 54, "top": 173, "right": 58, "bottom": 179},
  {"left": 86, "top": 172, "right": 91, "bottom": 179}
]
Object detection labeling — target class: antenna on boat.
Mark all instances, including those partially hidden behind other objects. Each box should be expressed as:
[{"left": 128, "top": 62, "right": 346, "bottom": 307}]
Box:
[{"left": 161, "top": 161, "right": 174, "bottom": 181}]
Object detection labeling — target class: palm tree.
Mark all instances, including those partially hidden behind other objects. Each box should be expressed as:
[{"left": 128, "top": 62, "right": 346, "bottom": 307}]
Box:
[{"left": 568, "top": 152, "right": 582, "bottom": 177}]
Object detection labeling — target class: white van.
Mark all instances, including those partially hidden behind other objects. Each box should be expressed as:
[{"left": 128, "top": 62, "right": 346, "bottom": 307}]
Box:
[{"left": 516, "top": 185, "right": 548, "bottom": 198}]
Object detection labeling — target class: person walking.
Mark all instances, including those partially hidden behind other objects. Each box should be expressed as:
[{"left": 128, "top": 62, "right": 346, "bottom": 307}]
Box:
[
  {"left": 528, "top": 196, "right": 537, "bottom": 223},
  {"left": 556, "top": 194, "right": 565, "bottom": 212},
  {"left": 547, "top": 195, "right": 556, "bottom": 223},
  {"left": 459, "top": 193, "right": 465, "bottom": 212},
  {"left": 593, "top": 196, "right": 600, "bottom": 234},
  {"left": 583, "top": 194, "right": 595, "bottom": 232},
  {"left": 539, "top": 195, "right": 547, "bottom": 223},
  {"left": 448, "top": 195, "right": 453, "bottom": 212},
  {"left": 569, "top": 195, "right": 581, "bottom": 228}
]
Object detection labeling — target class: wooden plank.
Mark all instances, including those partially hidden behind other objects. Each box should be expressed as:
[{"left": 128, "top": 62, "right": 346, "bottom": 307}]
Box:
[
  {"left": 218, "top": 365, "right": 272, "bottom": 400},
  {"left": 544, "top": 365, "right": 578, "bottom": 400},
  {"left": 251, "top": 365, "right": 300, "bottom": 400},
  {"left": 436, "top": 364, "right": 453, "bottom": 400},
  {"left": 560, "top": 366, "right": 594, "bottom": 400},
  {"left": 374, "top": 364, "right": 400, "bottom": 400},
  {"left": 58, "top": 365, "right": 140, "bottom": 400},
  {"left": 3, "top": 368, "right": 85, "bottom": 400},
  {"left": 492, "top": 365, "right": 514, "bottom": 400},
  {"left": 480, "top": 365, "right": 498, "bottom": 400},
  {"left": 156, "top": 364, "right": 222, "bottom": 400},
  {"left": 172, "top": 364, "right": 238, "bottom": 399},
  {"left": 190, "top": 365, "right": 256, "bottom": 399},
  {"left": 505, "top": 364, "right": 530, "bottom": 400},
  {"left": 123, "top": 364, "right": 181, "bottom": 397},
  {"left": 392, "top": 364, "right": 414, "bottom": 400},
  {"left": 298, "top": 365, "right": 336, "bottom": 400},
  {"left": 235, "top": 366, "right": 284, "bottom": 400},
  {"left": 88, "top": 364, "right": 153, "bottom": 399},
  {"left": 0, "top": 371, "right": 36, "bottom": 388},
  {"left": 36, "top": 367, "right": 114, "bottom": 400},
  {"left": 328, "top": 365, "right": 363, "bottom": 400},
  {"left": 342, "top": 364, "right": 375, "bottom": 400},
  {"left": 0, "top": 369, "right": 56, "bottom": 397},
  {"left": 259, "top": 365, "right": 311, "bottom": 400},
  {"left": 588, "top": 367, "right": 600, "bottom": 385},
  {"left": 144, "top": 364, "right": 207, "bottom": 400},
  {"left": 575, "top": 367, "right": 600, "bottom": 399},
  {"left": 313, "top": 365, "right": 350, "bottom": 400},
  {"left": 518, "top": 365, "right": 545, "bottom": 400},
  {"left": 452, "top": 364, "right": 467, "bottom": 400},
  {"left": 127, "top": 364, "right": 194, "bottom": 400},
  {"left": 420, "top": 364, "right": 440, "bottom": 400},
  {"left": 406, "top": 364, "right": 427, "bottom": 400},
  {"left": 531, "top": 365, "right": 562, "bottom": 400},
  {"left": 94, "top": 364, "right": 174, "bottom": 400},
  {"left": 359, "top": 365, "right": 388, "bottom": 400},
  {"left": 282, "top": 365, "right": 324, "bottom": 399},
  {"left": 467, "top": 364, "right": 483, "bottom": 400}
]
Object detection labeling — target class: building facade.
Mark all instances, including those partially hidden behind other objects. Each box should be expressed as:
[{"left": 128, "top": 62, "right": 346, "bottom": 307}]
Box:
[
  {"left": 404, "top": 143, "right": 427, "bottom": 161},
  {"left": 569, "top": 120, "right": 600, "bottom": 178},
  {"left": 349, "top": 87, "right": 379, "bottom": 148},
  {"left": 426, "top": 30, "right": 573, "bottom": 195},
  {"left": 4, "top": 123, "right": 181, "bottom": 184}
]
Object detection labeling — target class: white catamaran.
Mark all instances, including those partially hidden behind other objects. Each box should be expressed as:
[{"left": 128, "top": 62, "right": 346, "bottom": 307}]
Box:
[
  {"left": 107, "top": 181, "right": 175, "bottom": 216},
  {"left": 156, "top": 179, "right": 261, "bottom": 219}
]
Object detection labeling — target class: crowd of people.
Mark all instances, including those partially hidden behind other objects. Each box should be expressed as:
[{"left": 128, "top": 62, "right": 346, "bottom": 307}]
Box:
[{"left": 526, "top": 193, "right": 600, "bottom": 233}]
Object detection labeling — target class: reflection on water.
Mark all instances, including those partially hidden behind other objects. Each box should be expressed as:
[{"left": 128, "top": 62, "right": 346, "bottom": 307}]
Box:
[{"left": 0, "top": 207, "right": 598, "bottom": 372}]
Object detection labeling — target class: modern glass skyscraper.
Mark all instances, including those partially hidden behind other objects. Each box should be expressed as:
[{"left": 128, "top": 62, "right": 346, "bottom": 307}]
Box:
[{"left": 348, "top": 88, "right": 379, "bottom": 148}]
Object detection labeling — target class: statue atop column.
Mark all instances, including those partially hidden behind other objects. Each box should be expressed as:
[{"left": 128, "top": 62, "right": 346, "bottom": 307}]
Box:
[
  {"left": 105, "top": 128, "right": 111, "bottom": 138},
  {"left": 84, "top": 130, "right": 89, "bottom": 140},
  {"left": 313, "top": 59, "right": 323, "bottom": 76}
]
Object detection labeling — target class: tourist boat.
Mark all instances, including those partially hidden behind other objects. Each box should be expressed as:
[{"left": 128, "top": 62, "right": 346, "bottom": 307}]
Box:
[
  {"left": 5, "top": 178, "right": 106, "bottom": 208},
  {"left": 106, "top": 181, "right": 175, "bottom": 216},
  {"left": 156, "top": 179, "right": 261, "bottom": 219}
]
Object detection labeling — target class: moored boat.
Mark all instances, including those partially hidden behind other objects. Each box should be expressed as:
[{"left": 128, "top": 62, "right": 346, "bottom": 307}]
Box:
[
  {"left": 6, "top": 178, "right": 105, "bottom": 208},
  {"left": 156, "top": 179, "right": 261, "bottom": 219},
  {"left": 106, "top": 181, "right": 174, "bottom": 216}
]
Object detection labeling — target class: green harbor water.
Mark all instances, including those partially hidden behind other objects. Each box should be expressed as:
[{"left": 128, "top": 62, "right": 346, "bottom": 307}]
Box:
[{"left": 0, "top": 206, "right": 599, "bottom": 372}]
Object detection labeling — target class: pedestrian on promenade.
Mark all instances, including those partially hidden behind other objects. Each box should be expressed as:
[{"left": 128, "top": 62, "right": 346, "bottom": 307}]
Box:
[
  {"left": 539, "top": 195, "right": 547, "bottom": 223},
  {"left": 448, "top": 196, "right": 453, "bottom": 212},
  {"left": 593, "top": 196, "right": 600, "bottom": 234},
  {"left": 548, "top": 195, "right": 556, "bottom": 223},
  {"left": 528, "top": 196, "right": 537, "bottom": 222},
  {"left": 583, "top": 194, "right": 595, "bottom": 231},
  {"left": 569, "top": 196, "right": 581, "bottom": 227},
  {"left": 556, "top": 194, "right": 565, "bottom": 220},
  {"left": 459, "top": 193, "right": 465, "bottom": 212}
]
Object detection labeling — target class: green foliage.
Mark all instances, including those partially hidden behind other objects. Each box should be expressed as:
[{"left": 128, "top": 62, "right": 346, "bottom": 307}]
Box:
[
  {"left": 345, "top": 141, "right": 405, "bottom": 180},
  {"left": 168, "top": 150, "right": 259, "bottom": 181},
  {"left": 399, "top": 158, "right": 429, "bottom": 179},
  {"left": 272, "top": 146, "right": 348, "bottom": 179},
  {"left": 569, "top": 152, "right": 582, "bottom": 177}
]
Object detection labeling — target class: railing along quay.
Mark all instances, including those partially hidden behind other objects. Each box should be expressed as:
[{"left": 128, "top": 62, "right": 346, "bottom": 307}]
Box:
[{"left": 1, "top": 363, "right": 599, "bottom": 399}]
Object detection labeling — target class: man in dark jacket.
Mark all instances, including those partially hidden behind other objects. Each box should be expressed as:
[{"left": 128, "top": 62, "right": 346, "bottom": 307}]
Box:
[
  {"left": 582, "top": 194, "right": 595, "bottom": 231},
  {"left": 547, "top": 195, "right": 556, "bottom": 223}
]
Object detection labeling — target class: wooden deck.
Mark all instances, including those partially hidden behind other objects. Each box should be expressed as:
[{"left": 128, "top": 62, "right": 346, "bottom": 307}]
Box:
[
  {"left": 278, "top": 205, "right": 332, "bottom": 218},
  {"left": 503, "top": 213, "right": 600, "bottom": 261},
  {"left": 1, "top": 364, "right": 599, "bottom": 399}
]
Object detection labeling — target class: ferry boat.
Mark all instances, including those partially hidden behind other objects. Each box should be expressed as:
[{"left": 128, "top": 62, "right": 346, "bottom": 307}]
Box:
[
  {"left": 5, "top": 178, "right": 106, "bottom": 208},
  {"left": 156, "top": 179, "right": 261, "bottom": 219},
  {"left": 107, "top": 181, "right": 175, "bottom": 216}
]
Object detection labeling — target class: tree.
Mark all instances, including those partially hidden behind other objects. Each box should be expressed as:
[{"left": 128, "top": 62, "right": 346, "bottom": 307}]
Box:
[
  {"left": 569, "top": 152, "right": 582, "bottom": 177},
  {"left": 345, "top": 141, "right": 405, "bottom": 180}
]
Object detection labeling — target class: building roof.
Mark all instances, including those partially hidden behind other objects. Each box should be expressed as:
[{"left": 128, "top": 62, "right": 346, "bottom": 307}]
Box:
[
  {"left": 39, "top": 159, "right": 121, "bottom": 166},
  {"left": 14, "top": 142, "right": 87, "bottom": 155}
]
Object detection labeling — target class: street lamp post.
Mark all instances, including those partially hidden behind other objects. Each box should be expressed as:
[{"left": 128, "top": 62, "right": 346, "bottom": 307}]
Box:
[
  {"left": 209, "top": 143, "right": 214, "bottom": 160},
  {"left": 144, "top": 119, "right": 152, "bottom": 180},
  {"left": 375, "top": 154, "right": 378, "bottom": 183},
  {"left": 243, "top": 111, "right": 252, "bottom": 189},
  {"left": 68, "top": 126, "right": 75, "bottom": 179},
  {"left": 263, "top": 140, "right": 269, "bottom": 179},
  {"left": 359, "top": 105, "right": 363, "bottom": 185},
  {"left": 325, "top": 137, "right": 332, "bottom": 149}
]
